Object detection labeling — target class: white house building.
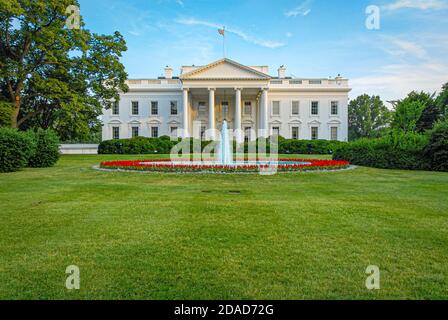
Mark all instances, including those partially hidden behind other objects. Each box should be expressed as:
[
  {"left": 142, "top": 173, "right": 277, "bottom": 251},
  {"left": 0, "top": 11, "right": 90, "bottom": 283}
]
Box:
[{"left": 102, "top": 58, "right": 351, "bottom": 142}]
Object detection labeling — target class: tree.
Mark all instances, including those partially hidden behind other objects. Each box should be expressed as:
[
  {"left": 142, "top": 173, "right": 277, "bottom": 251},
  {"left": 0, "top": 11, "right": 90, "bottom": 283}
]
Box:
[
  {"left": 348, "top": 94, "right": 392, "bottom": 141},
  {"left": 391, "top": 91, "right": 439, "bottom": 133},
  {"left": 436, "top": 82, "right": 448, "bottom": 120},
  {"left": 0, "top": 0, "right": 128, "bottom": 140}
]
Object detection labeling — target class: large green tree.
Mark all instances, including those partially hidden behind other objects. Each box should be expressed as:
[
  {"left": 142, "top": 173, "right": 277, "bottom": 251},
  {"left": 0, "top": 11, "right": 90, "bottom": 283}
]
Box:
[
  {"left": 348, "top": 94, "right": 392, "bottom": 141},
  {"left": 0, "top": 0, "right": 128, "bottom": 140},
  {"left": 391, "top": 91, "right": 439, "bottom": 133},
  {"left": 436, "top": 82, "right": 448, "bottom": 120}
]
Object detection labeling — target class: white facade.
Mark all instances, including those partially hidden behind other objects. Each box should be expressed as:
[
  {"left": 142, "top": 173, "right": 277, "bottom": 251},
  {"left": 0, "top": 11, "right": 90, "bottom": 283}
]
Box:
[{"left": 102, "top": 58, "right": 351, "bottom": 142}]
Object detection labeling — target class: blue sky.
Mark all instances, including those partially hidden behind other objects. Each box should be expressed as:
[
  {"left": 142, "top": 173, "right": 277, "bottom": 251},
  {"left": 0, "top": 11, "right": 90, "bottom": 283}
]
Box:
[{"left": 78, "top": 0, "right": 448, "bottom": 102}]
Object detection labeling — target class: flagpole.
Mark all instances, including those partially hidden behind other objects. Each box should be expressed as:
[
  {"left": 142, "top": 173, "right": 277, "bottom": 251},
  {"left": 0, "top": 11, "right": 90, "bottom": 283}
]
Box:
[{"left": 223, "top": 26, "right": 226, "bottom": 58}]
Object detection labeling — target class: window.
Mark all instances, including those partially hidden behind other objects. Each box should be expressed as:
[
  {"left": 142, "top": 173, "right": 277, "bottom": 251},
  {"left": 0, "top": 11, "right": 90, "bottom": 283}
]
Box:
[
  {"left": 200, "top": 126, "right": 206, "bottom": 140},
  {"left": 170, "top": 126, "right": 178, "bottom": 137},
  {"left": 170, "top": 101, "right": 178, "bottom": 115},
  {"left": 272, "top": 101, "right": 280, "bottom": 116},
  {"left": 331, "top": 127, "right": 338, "bottom": 141},
  {"left": 131, "top": 126, "right": 139, "bottom": 138},
  {"left": 198, "top": 102, "right": 207, "bottom": 116},
  {"left": 311, "top": 127, "right": 319, "bottom": 140},
  {"left": 131, "top": 101, "right": 139, "bottom": 115},
  {"left": 151, "top": 101, "right": 158, "bottom": 115},
  {"left": 222, "top": 101, "right": 229, "bottom": 119},
  {"left": 292, "top": 127, "right": 299, "bottom": 140},
  {"left": 311, "top": 101, "right": 319, "bottom": 115},
  {"left": 112, "top": 127, "right": 120, "bottom": 140},
  {"left": 331, "top": 101, "right": 339, "bottom": 115},
  {"left": 151, "top": 127, "right": 159, "bottom": 138},
  {"left": 112, "top": 101, "right": 119, "bottom": 115},
  {"left": 244, "top": 127, "right": 251, "bottom": 142},
  {"left": 289, "top": 80, "right": 302, "bottom": 85},
  {"left": 244, "top": 102, "right": 252, "bottom": 115},
  {"left": 272, "top": 127, "right": 280, "bottom": 136},
  {"left": 309, "top": 80, "right": 322, "bottom": 85},
  {"left": 291, "top": 101, "right": 299, "bottom": 116}
]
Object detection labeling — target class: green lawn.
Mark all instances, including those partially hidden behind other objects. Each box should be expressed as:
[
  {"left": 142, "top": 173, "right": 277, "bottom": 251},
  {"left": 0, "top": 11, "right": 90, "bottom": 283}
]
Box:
[{"left": 1, "top": 154, "right": 448, "bottom": 300}]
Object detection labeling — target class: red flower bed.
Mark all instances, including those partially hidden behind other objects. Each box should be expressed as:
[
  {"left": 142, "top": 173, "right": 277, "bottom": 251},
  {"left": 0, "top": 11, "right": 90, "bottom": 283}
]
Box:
[{"left": 99, "top": 158, "right": 350, "bottom": 173}]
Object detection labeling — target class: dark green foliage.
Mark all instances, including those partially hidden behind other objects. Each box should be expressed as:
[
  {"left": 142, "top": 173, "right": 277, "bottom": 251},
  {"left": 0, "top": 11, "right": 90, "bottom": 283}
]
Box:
[
  {"left": 348, "top": 94, "right": 392, "bottom": 141},
  {"left": 392, "top": 91, "right": 439, "bottom": 133},
  {"left": 1, "top": 0, "right": 128, "bottom": 142},
  {"left": 436, "top": 82, "right": 448, "bottom": 120},
  {"left": 98, "top": 136, "right": 184, "bottom": 155},
  {"left": 333, "top": 131, "right": 429, "bottom": 170},
  {"left": 0, "top": 127, "right": 36, "bottom": 172},
  {"left": 99, "top": 136, "right": 345, "bottom": 156},
  {"left": 425, "top": 120, "right": 448, "bottom": 172},
  {"left": 278, "top": 139, "right": 345, "bottom": 155},
  {"left": 28, "top": 129, "right": 60, "bottom": 168},
  {"left": 0, "top": 103, "right": 12, "bottom": 127}
]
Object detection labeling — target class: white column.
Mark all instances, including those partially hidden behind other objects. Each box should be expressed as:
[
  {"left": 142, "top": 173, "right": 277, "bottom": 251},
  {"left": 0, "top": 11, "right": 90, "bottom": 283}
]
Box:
[
  {"left": 261, "top": 89, "right": 269, "bottom": 137},
  {"left": 182, "top": 88, "right": 189, "bottom": 138},
  {"left": 208, "top": 88, "right": 215, "bottom": 140},
  {"left": 234, "top": 88, "right": 242, "bottom": 143}
]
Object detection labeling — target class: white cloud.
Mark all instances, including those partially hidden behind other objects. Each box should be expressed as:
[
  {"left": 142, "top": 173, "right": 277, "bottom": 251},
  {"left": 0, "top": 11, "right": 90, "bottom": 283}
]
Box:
[
  {"left": 350, "top": 62, "right": 448, "bottom": 103},
  {"left": 286, "top": 32, "right": 293, "bottom": 38},
  {"left": 175, "top": 17, "right": 286, "bottom": 49},
  {"left": 382, "top": 0, "right": 448, "bottom": 11},
  {"left": 176, "top": 0, "right": 185, "bottom": 7},
  {"left": 384, "top": 37, "right": 427, "bottom": 59},
  {"left": 285, "top": 0, "right": 313, "bottom": 17}
]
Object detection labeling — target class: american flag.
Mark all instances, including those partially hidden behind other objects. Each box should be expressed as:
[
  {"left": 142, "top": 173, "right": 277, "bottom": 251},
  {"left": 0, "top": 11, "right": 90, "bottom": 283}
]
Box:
[{"left": 218, "top": 28, "right": 225, "bottom": 36}]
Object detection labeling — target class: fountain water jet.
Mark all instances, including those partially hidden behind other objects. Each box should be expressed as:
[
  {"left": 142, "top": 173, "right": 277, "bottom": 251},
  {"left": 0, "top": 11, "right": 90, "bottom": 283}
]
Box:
[{"left": 217, "top": 120, "right": 233, "bottom": 165}]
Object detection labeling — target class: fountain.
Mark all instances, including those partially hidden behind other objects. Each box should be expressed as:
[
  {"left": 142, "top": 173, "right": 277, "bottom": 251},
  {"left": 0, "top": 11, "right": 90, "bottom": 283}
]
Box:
[
  {"left": 217, "top": 120, "right": 233, "bottom": 165},
  {"left": 115, "top": 120, "right": 320, "bottom": 173}
]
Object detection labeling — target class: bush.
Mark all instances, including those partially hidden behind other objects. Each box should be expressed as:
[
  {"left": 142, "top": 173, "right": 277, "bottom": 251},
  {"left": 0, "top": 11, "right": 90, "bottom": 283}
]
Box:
[
  {"left": 98, "top": 136, "right": 182, "bottom": 155},
  {"left": 333, "top": 131, "right": 429, "bottom": 170},
  {"left": 425, "top": 120, "right": 448, "bottom": 171},
  {"left": 0, "top": 127, "right": 36, "bottom": 172},
  {"left": 28, "top": 129, "right": 60, "bottom": 168},
  {"left": 99, "top": 136, "right": 346, "bottom": 156},
  {"left": 0, "top": 104, "right": 12, "bottom": 127},
  {"left": 279, "top": 139, "right": 345, "bottom": 155}
]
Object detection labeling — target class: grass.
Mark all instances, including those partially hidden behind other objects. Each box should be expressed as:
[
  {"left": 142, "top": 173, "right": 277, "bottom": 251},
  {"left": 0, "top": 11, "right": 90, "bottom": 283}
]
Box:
[{"left": 0, "top": 154, "right": 448, "bottom": 300}]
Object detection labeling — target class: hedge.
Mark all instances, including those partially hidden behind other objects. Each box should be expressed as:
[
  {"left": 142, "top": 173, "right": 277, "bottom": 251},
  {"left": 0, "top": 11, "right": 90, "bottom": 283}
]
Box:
[
  {"left": 99, "top": 136, "right": 345, "bottom": 155},
  {"left": 279, "top": 139, "right": 344, "bottom": 154},
  {"left": 425, "top": 120, "right": 448, "bottom": 171},
  {"left": 98, "top": 136, "right": 204, "bottom": 155},
  {"left": 0, "top": 128, "right": 36, "bottom": 172},
  {"left": 28, "top": 129, "right": 60, "bottom": 168},
  {"left": 333, "top": 131, "right": 430, "bottom": 170}
]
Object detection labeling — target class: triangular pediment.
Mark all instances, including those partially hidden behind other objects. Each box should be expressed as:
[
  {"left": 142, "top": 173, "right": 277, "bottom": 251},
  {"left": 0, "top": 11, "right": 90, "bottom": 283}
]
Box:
[{"left": 181, "top": 59, "right": 271, "bottom": 80}]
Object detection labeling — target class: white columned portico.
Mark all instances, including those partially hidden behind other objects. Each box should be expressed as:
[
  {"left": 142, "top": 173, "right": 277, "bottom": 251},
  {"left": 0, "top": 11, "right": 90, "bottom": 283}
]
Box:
[
  {"left": 208, "top": 88, "right": 216, "bottom": 140},
  {"left": 182, "top": 88, "right": 189, "bottom": 138},
  {"left": 234, "top": 88, "right": 242, "bottom": 143},
  {"left": 261, "top": 88, "right": 269, "bottom": 137}
]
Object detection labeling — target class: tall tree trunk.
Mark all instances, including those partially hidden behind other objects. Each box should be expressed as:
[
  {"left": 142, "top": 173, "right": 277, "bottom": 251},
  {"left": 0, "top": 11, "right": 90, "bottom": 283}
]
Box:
[{"left": 11, "top": 96, "right": 21, "bottom": 128}]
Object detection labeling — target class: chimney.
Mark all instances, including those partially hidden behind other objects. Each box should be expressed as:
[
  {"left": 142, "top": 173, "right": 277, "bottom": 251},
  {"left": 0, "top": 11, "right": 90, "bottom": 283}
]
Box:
[
  {"left": 278, "top": 65, "right": 286, "bottom": 78},
  {"left": 164, "top": 66, "right": 173, "bottom": 79}
]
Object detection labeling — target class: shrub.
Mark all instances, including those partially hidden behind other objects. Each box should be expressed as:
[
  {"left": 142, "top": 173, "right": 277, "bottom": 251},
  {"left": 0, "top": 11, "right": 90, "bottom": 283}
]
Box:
[
  {"left": 333, "top": 131, "right": 429, "bottom": 170},
  {"left": 0, "top": 104, "right": 12, "bottom": 127},
  {"left": 98, "top": 136, "right": 181, "bottom": 155},
  {"left": 28, "top": 129, "right": 60, "bottom": 168},
  {"left": 279, "top": 139, "right": 344, "bottom": 155},
  {"left": 425, "top": 120, "right": 448, "bottom": 171},
  {"left": 0, "top": 127, "right": 36, "bottom": 172},
  {"left": 99, "top": 136, "right": 346, "bottom": 156}
]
